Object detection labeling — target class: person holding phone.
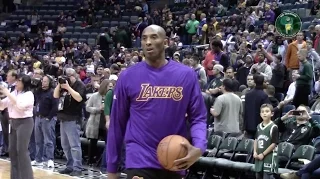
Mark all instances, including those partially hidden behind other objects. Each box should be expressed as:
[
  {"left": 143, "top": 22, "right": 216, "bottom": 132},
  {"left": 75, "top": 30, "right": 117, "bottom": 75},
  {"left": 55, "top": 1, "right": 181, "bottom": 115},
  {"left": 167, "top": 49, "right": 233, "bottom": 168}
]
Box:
[
  {"left": 0, "top": 74, "right": 34, "bottom": 179},
  {"left": 273, "top": 105, "right": 320, "bottom": 149}
]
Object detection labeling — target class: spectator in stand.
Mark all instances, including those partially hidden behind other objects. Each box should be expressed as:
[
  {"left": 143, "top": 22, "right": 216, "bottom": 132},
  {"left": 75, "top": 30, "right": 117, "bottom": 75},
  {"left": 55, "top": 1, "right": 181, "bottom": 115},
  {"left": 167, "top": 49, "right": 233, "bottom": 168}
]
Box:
[
  {"left": 186, "top": 14, "right": 199, "bottom": 45},
  {"left": 237, "top": 55, "right": 254, "bottom": 86},
  {"left": 225, "top": 67, "right": 240, "bottom": 92},
  {"left": 270, "top": 54, "right": 286, "bottom": 94},
  {"left": 190, "top": 54, "right": 207, "bottom": 91},
  {"left": 275, "top": 105, "right": 320, "bottom": 149},
  {"left": 85, "top": 79, "right": 110, "bottom": 166},
  {"left": 206, "top": 64, "right": 224, "bottom": 99},
  {"left": 292, "top": 49, "right": 313, "bottom": 107},
  {"left": 244, "top": 74, "right": 270, "bottom": 138},
  {"left": 250, "top": 51, "right": 272, "bottom": 81},
  {"left": 210, "top": 78, "right": 242, "bottom": 133},
  {"left": 286, "top": 32, "right": 306, "bottom": 77},
  {"left": 211, "top": 40, "right": 229, "bottom": 70},
  {"left": 306, "top": 39, "right": 320, "bottom": 70}
]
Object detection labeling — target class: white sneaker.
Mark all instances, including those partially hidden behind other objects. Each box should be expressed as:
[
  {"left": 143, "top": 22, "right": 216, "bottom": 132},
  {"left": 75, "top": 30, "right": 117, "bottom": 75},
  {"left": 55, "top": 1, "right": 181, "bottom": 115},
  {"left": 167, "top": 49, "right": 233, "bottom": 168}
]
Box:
[
  {"left": 47, "top": 160, "right": 54, "bottom": 168},
  {"left": 31, "top": 160, "right": 43, "bottom": 166}
]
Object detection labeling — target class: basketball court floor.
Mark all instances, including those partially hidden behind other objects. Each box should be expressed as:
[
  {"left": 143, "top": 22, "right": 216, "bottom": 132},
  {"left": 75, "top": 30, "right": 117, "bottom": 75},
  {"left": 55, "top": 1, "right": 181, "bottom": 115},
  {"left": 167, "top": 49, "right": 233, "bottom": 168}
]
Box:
[
  {"left": 0, "top": 159, "right": 74, "bottom": 179},
  {"left": 0, "top": 158, "right": 127, "bottom": 179}
]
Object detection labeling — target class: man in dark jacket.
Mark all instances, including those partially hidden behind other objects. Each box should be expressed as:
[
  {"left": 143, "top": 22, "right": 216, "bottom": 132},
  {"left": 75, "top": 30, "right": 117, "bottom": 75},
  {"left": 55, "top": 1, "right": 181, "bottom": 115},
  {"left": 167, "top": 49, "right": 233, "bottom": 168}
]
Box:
[
  {"left": 293, "top": 48, "right": 313, "bottom": 107},
  {"left": 237, "top": 54, "right": 254, "bottom": 86},
  {"left": 243, "top": 74, "right": 270, "bottom": 138},
  {"left": 275, "top": 105, "right": 320, "bottom": 149}
]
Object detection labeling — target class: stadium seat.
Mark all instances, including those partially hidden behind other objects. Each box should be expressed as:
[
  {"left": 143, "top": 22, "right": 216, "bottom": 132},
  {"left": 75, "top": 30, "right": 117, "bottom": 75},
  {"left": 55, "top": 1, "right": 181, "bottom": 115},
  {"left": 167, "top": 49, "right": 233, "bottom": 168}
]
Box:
[
  {"left": 208, "top": 137, "right": 239, "bottom": 178},
  {"left": 286, "top": 145, "right": 315, "bottom": 170},
  {"left": 297, "top": 8, "right": 307, "bottom": 18},
  {"left": 211, "top": 131, "right": 227, "bottom": 139},
  {"left": 231, "top": 139, "right": 255, "bottom": 177},
  {"left": 311, "top": 114, "right": 320, "bottom": 123},
  {"left": 188, "top": 135, "right": 222, "bottom": 179},
  {"left": 212, "top": 137, "right": 238, "bottom": 163},
  {"left": 277, "top": 142, "right": 295, "bottom": 168}
]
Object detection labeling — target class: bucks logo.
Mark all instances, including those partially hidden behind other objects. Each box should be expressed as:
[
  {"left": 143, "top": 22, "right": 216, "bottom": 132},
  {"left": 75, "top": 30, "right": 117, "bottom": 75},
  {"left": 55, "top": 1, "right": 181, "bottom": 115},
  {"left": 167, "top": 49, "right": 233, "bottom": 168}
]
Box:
[{"left": 275, "top": 12, "right": 302, "bottom": 37}]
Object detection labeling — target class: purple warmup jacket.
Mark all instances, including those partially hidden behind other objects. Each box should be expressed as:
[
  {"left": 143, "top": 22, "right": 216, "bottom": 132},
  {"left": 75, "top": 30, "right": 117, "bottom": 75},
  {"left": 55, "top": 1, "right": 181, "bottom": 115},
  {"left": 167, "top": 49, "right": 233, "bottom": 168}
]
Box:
[{"left": 107, "top": 60, "right": 207, "bottom": 173}]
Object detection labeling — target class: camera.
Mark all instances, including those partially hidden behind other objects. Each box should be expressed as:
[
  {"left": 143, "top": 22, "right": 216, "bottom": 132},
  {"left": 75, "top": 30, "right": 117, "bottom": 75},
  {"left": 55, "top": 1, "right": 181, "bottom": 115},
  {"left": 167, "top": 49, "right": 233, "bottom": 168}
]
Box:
[
  {"left": 31, "top": 78, "right": 41, "bottom": 88},
  {"left": 58, "top": 76, "right": 67, "bottom": 84}
]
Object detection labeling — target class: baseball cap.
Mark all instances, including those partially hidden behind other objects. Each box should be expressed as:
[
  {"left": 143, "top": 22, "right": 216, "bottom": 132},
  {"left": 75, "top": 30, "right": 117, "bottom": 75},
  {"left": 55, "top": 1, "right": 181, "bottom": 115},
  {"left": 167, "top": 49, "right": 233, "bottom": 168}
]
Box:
[{"left": 213, "top": 64, "right": 224, "bottom": 74}]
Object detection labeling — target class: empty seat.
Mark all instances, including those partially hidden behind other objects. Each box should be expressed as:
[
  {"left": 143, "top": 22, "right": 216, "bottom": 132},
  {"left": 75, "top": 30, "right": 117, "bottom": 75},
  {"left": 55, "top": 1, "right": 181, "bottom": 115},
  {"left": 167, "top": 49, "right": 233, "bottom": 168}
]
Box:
[
  {"left": 110, "top": 21, "right": 119, "bottom": 27},
  {"left": 286, "top": 145, "right": 315, "bottom": 170},
  {"left": 119, "top": 21, "right": 127, "bottom": 27},
  {"left": 297, "top": 8, "right": 307, "bottom": 18},
  {"left": 88, "top": 38, "right": 96, "bottom": 46}
]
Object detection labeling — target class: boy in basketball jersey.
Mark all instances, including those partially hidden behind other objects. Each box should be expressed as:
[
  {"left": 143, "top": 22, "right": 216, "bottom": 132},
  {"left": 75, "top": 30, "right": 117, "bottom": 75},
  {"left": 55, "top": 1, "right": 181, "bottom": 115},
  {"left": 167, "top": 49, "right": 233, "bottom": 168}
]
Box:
[{"left": 254, "top": 104, "right": 279, "bottom": 179}]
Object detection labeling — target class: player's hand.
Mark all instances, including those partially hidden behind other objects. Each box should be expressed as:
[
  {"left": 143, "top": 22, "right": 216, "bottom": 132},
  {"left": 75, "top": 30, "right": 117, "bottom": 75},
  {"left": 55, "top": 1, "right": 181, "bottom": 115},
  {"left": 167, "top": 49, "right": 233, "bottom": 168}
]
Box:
[
  {"left": 172, "top": 142, "right": 202, "bottom": 171},
  {"left": 107, "top": 173, "right": 119, "bottom": 179},
  {"left": 253, "top": 152, "right": 258, "bottom": 159},
  {"left": 258, "top": 154, "right": 264, "bottom": 160}
]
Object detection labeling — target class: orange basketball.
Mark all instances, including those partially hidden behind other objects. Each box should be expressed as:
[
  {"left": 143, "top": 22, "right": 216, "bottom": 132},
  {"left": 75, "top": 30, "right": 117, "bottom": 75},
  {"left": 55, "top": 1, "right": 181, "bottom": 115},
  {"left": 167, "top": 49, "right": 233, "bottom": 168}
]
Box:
[{"left": 156, "top": 135, "right": 190, "bottom": 171}]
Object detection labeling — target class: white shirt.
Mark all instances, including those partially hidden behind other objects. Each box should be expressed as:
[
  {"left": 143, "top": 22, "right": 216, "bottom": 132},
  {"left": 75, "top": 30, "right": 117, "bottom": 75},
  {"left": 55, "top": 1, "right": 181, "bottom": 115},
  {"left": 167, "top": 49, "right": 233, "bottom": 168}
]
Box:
[{"left": 285, "top": 82, "right": 296, "bottom": 101}]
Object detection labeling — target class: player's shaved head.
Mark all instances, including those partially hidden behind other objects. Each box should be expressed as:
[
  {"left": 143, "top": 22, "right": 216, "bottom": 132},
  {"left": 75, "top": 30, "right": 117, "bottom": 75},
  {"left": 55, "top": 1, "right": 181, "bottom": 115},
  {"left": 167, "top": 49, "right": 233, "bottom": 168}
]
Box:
[
  {"left": 142, "top": 25, "right": 166, "bottom": 39},
  {"left": 141, "top": 25, "right": 168, "bottom": 65}
]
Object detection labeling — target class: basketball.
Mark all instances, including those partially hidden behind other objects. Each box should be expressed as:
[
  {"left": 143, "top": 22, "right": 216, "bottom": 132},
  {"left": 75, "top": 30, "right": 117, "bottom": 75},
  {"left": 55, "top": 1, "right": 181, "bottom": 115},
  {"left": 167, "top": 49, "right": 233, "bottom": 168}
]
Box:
[{"left": 156, "top": 135, "right": 190, "bottom": 171}]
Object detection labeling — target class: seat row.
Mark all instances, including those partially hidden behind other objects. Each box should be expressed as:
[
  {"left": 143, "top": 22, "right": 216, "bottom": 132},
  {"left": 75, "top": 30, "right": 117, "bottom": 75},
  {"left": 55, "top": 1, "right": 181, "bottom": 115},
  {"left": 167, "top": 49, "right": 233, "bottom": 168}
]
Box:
[{"left": 187, "top": 132, "right": 317, "bottom": 179}]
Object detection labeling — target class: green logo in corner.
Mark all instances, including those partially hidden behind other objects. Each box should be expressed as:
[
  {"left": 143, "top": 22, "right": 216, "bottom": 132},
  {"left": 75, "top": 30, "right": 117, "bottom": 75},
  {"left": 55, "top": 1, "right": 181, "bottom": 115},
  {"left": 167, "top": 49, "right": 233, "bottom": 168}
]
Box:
[{"left": 275, "top": 12, "right": 302, "bottom": 37}]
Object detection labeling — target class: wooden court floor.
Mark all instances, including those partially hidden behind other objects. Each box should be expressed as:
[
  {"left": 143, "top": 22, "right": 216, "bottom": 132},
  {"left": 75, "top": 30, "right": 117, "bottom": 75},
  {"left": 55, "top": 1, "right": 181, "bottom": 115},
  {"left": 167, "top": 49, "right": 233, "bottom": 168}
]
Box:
[{"left": 0, "top": 159, "right": 75, "bottom": 179}]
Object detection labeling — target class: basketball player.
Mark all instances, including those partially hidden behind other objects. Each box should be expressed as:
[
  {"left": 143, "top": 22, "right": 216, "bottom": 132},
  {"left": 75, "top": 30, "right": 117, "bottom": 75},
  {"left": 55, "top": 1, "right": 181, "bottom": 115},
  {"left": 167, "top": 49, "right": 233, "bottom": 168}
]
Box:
[{"left": 107, "top": 25, "right": 207, "bottom": 179}]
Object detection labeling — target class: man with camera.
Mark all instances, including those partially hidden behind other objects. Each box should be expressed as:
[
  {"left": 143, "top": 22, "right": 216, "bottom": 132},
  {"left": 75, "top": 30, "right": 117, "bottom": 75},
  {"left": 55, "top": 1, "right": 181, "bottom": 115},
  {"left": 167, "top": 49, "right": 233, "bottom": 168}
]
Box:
[{"left": 53, "top": 68, "right": 86, "bottom": 176}]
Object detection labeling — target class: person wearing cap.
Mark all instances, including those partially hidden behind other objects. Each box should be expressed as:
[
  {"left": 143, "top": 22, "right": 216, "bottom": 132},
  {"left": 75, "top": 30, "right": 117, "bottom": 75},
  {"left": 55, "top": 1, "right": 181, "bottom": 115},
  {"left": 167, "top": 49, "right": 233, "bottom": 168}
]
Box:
[{"left": 205, "top": 64, "right": 224, "bottom": 98}]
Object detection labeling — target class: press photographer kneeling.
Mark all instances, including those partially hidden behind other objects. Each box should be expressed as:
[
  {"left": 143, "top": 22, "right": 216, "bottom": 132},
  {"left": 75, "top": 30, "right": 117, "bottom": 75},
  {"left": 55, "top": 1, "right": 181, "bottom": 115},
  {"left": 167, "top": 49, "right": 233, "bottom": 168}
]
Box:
[{"left": 53, "top": 68, "right": 86, "bottom": 176}]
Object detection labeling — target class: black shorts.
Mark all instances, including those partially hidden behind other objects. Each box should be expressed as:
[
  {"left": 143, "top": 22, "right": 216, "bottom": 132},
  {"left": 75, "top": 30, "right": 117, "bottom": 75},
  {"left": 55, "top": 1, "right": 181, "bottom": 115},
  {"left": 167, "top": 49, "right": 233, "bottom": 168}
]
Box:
[{"left": 125, "top": 168, "right": 182, "bottom": 179}]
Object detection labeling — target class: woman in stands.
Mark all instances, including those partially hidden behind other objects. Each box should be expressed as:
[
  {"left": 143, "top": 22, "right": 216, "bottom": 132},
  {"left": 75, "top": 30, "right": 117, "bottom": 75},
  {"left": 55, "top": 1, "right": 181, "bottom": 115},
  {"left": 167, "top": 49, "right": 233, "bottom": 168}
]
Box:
[
  {"left": 85, "top": 79, "right": 112, "bottom": 166},
  {"left": 0, "top": 74, "right": 34, "bottom": 179}
]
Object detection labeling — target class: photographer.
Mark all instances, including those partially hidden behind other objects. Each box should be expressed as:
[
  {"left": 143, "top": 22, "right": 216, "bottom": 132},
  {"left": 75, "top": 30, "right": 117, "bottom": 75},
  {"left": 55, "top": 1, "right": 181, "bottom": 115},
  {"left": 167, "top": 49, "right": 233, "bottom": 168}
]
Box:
[{"left": 53, "top": 68, "right": 86, "bottom": 176}]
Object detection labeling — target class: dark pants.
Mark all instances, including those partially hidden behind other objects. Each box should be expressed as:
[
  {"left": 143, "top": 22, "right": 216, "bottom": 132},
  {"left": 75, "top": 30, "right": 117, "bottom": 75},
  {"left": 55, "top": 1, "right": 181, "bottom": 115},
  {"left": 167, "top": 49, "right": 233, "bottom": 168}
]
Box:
[
  {"left": 293, "top": 84, "right": 311, "bottom": 107},
  {"left": 9, "top": 117, "right": 34, "bottom": 179},
  {"left": 126, "top": 168, "right": 182, "bottom": 179},
  {"left": 296, "top": 155, "right": 320, "bottom": 178},
  {"left": 245, "top": 130, "right": 256, "bottom": 139},
  {"left": 0, "top": 109, "right": 9, "bottom": 154}
]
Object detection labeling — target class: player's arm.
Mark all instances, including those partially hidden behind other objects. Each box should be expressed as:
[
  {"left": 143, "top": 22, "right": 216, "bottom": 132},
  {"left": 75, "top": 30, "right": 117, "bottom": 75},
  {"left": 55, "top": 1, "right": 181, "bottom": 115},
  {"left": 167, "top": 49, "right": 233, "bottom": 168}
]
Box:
[
  {"left": 107, "top": 73, "right": 130, "bottom": 176},
  {"left": 187, "top": 71, "right": 207, "bottom": 154},
  {"left": 262, "top": 125, "right": 279, "bottom": 157}
]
